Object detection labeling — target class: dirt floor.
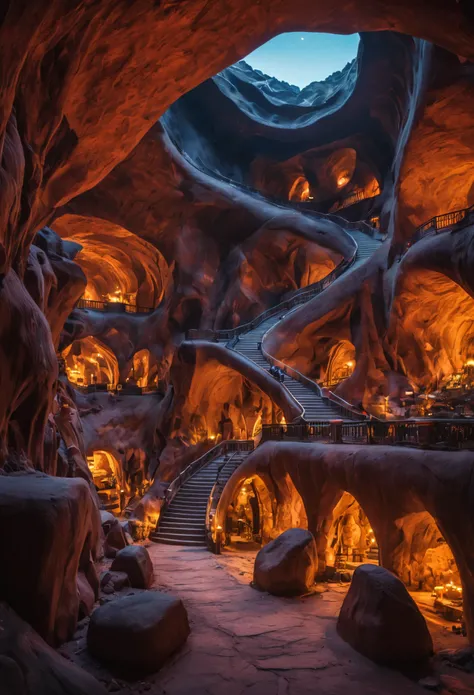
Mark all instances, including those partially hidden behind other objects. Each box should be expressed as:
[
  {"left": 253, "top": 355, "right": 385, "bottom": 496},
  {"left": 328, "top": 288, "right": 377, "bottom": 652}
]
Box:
[{"left": 61, "top": 543, "right": 474, "bottom": 695}]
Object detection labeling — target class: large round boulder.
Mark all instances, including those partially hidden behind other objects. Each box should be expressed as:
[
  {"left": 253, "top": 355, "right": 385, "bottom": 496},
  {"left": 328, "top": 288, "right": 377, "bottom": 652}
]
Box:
[
  {"left": 87, "top": 592, "right": 190, "bottom": 675},
  {"left": 253, "top": 528, "right": 318, "bottom": 596},
  {"left": 337, "top": 564, "right": 433, "bottom": 665},
  {"left": 110, "top": 545, "right": 154, "bottom": 589}
]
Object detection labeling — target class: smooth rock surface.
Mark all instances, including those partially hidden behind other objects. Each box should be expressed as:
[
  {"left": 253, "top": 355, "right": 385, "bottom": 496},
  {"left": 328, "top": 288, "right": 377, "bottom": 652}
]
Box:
[
  {"left": 0, "top": 602, "right": 107, "bottom": 695},
  {"left": 253, "top": 528, "right": 318, "bottom": 596},
  {"left": 110, "top": 545, "right": 154, "bottom": 589},
  {"left": 337, "top": 564, "right": 433, "bottom": 665},
  {"left": 87, "top": 592, "right": 190, "bottom": 675},
  {"left": 104, "top": 522, "right": 128, "bottom": 559},
  {"left": 0, "top": 474, "right": 100, "bottom": 645}
]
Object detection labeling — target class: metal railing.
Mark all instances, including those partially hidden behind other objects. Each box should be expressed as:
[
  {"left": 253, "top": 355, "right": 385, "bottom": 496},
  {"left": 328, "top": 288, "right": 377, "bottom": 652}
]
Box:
[
  {"left": 261, "top": 419, "right": 474, "bottom": 450},
  {"left": 162, "top": 439, "right": 254, "bottom": 509},
  {"left": 76, "top": 298, "right": 154, "bottom": 314},
  {"left": 330, "top": 187, "right": 379, "bottom": 213},
  {"left": 187, "top": 253, "right": 357, "bottom": 343},
  {"left": 405, "top": 204, "right": 474, "bottom": 252}
]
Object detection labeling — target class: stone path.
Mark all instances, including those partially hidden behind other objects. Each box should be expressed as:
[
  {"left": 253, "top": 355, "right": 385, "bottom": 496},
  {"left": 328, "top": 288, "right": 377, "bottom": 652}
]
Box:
[{"left": 63, "top": 543, "right": 474, "bottom": 695}]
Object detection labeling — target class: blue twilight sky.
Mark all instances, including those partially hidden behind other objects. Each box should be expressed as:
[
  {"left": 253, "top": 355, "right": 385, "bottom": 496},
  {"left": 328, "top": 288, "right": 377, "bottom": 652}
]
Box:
[{"left": 244, "top": 33, "right": 360, "bottom": 89}]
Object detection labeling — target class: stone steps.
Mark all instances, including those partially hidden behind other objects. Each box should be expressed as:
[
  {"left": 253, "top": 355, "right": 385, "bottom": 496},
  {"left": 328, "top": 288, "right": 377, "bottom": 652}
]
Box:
[
  {"left": 152, "top": 453, "right": 251, "bottom": 547},
  {"left": 233, "top": 231, "right": 382, "bottom": 422}
]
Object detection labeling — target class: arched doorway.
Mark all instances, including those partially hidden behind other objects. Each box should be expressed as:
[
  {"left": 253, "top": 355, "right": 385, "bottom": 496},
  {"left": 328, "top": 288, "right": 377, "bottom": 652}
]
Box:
[
  {"left": 127, "top": 349, "right": 158, "bottom": 389},
  {"left": 62, "top": 337, "right": 119, "bottom": 389},
  {"left": 391, "top": 511, "right": 463, "bottom": 632},
  {"left": 225, "top": 478, "right": 264, "bottom": 549},
  {"left": 324, "top": 340, "right": 356, "bottom": 387},
  {"left": 86, "top": 450, "right": 123, "bottom": 513},
  {"left": 319, "top": 492, "right": 379, "bottom": 577}
]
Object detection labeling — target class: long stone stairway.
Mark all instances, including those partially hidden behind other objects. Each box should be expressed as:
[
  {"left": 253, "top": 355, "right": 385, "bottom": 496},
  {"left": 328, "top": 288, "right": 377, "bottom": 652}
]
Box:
[
  {"left": 151, "top": 448, "right": 252, "bottom": 547},
  {"left": 233, "top": 231, "right": 382, "bottom": 421}
]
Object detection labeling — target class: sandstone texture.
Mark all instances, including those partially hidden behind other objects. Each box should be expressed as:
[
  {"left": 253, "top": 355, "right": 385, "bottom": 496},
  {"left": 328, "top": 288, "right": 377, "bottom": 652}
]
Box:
[
  {"left": 87, "top": 592, "right": 190, "bottom": 675},
  {"left": 337, "top": 564, "right": 433, "bottom": 665},
  {"left": 0, "top": 601, "right": 107, "bottom": 695},
  {"left": 0, "top": 474, "right": 100, "bottom": 645},
  {"left": 110, "top": 546, "right": 154, "bottom": 589},
  {"left": 253, "top": 528, "right": 318, "bottom": 596}
]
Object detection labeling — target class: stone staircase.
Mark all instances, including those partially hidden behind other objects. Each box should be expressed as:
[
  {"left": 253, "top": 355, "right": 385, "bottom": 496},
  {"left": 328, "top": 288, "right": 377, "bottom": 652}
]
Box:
[
  {"left": 151, "top": 449, "right": 252, "bottom": 547},
  {"left": 233, "top": 231, "right": 382, "bottom": 421}
]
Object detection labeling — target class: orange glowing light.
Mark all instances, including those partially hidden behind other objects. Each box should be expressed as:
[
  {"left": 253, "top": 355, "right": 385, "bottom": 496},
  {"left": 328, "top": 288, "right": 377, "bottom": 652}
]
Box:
[{"left": 337, "top": 174, "right": 350, "bottom": 188}]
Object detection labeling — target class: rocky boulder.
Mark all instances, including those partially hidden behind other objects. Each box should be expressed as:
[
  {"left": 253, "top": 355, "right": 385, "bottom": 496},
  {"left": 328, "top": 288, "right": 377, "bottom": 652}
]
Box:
[
  {"left": 110, "top": 545, "right": 154, "bottom": 589},
  {"left": 337, "top": 564, "right": 433, "bottom": 665},
  {"left": 87, "top": 592, "right": 190, "bottom": 675},
  {"left": 0, "top": 601, "right": 107, "bottom": 695},
  {"left": 0, "top": 473, "right": 100, "bottom": 645},
  {"left": 100, "top": 571, "right": 130, "bottom": 595},
  {"left": 253, "top": 528, "right": 318, "bottom": 596},
  {"left": 104, "top": 522, "right": 128, "bottom": 559}
]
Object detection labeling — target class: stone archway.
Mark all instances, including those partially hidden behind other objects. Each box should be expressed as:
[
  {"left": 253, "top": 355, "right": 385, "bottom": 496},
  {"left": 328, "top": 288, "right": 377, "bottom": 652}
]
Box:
[{"left": 62, "top": 336, "right": 119, "bottom": 388}]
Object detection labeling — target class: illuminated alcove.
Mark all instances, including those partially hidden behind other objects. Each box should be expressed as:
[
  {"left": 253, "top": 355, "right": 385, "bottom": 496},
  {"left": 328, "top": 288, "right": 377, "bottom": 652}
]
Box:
[
  {"left": 224, "top": 472, "right": 307, "bottom": 548},
  {"left": 53, "top": 214, "right": 169, "bottom": 309},
  {"left": 86, "top": 450, "right": 123, "bottom": 513},
  {"left": 62, "top": 337, "right": 119, "bottom": 388}
]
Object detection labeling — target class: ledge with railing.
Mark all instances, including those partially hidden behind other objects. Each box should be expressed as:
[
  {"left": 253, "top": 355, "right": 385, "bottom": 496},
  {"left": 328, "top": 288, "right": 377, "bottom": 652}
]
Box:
[
  {"left": 261, "top": 419, "right": 474, "bottom": 450},
  {"left": 330, "top": 187, "right": 380, "bottom": 214},
  {"left": 404, "top": 203, "right": 474, "bottom": 253},
  {"left": 186, "top": 253, "right": 357, "bottom": 343},
  {"left": 76, "top": 298, "right": 154, "bottom": 314}
]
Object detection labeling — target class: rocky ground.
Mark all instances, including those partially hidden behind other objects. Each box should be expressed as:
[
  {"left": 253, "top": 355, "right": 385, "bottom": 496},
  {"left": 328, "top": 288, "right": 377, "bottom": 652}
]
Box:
[{"left": 60, "top": 543, "right": 474, "bottom": 695}]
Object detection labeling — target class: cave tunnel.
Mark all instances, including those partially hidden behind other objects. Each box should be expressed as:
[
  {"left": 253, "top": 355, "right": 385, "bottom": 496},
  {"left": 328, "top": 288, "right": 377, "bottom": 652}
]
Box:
[{"left": 53, "top": 215, "right": 169, "bottom": 310}]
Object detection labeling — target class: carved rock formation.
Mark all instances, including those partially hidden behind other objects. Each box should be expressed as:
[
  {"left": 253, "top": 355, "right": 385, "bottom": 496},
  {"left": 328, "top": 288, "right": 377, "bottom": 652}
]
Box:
[
  {"left": 87, "top": 592, "right": 190, "bottom": 676},
  {"left": 0, "top": 473, "right": 100, "bottom": 646},
  {"left": 0, "top": 602, "right": 107, "bottom": 695},
  {"left": 216, "top": 442, "right": 474, "bottom": 642},
  {"left": 337, "top": 564, "right": 433, "bottom": 665},
  {"left": 253, "top": 528, "right": 318, "bottom": 596}
]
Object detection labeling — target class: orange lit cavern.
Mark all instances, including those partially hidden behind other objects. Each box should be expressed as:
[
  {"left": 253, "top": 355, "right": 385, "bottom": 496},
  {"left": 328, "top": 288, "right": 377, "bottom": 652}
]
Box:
[{"left": 1, "top": 3, "right": 474, "bottom": 694}]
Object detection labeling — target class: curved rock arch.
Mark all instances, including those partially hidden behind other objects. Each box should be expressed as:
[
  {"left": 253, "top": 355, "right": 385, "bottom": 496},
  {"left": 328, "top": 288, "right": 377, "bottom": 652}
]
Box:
[{"left": 216, "top": 441, "right": 474, "bottom": 641}]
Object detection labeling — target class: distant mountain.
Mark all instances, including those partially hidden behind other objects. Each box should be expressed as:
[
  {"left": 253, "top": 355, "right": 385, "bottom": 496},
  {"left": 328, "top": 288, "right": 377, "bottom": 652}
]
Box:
[{"left": 234, "top": 59, "right": 357, "bottom": 107}]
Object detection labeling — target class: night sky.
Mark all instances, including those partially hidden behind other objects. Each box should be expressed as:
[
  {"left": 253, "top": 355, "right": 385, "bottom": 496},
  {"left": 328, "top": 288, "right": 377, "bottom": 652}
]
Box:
[{"left": 245, "top": 33, "right": 360, "bottom": 89}]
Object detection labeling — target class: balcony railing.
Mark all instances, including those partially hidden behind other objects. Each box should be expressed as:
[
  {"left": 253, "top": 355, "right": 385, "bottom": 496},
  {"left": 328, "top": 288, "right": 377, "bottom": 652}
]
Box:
[
  {"left": 76, "top": 298, "right": 153, "bottom": 314},
  {"left": 405, "top": 203, "right": 474, "bottom": 252},
  {"left": 261, "top": 419, "right": 474, "bottom": 450}
]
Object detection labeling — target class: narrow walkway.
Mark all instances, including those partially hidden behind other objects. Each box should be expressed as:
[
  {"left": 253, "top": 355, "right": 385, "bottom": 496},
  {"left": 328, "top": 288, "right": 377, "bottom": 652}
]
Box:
[
  {"left": 234, "top": 231, "right": 382, "bottom": 421},
  {"left": 152, "top": 450, "right": 252, "bottom": 546}
]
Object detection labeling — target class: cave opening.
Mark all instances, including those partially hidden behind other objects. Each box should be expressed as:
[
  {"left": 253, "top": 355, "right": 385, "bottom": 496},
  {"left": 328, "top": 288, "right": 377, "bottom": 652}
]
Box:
[
  {"left": 62, "top": 337, "right": 119, "bottom": 390},
  {"left": 86, "top": 450, "right": 123, "bottom": 513},
  {"left": 244, "top": 32, "right": 360, "bottom": 89},
  {"left": 318, "top": 492, "right": 380, "bottom": 579}
]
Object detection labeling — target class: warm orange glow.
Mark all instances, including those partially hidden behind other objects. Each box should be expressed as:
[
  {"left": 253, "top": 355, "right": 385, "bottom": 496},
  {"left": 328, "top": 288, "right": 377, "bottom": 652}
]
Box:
[
  {"left": 465, "top": 359, "right": 474, "bottom": 367},
  {"left": 128, "top": 349, "right": 151, "bottom": 387},
  {"left": 325, "top": 341, "right": 356, "bottom": 387},
  {"left": 62, "top": 338, "right": 118, "bottom": 387},
  {"left": 288, "top": 176, "right": 311, "bottom": 202},
  {"left": 337, "top": 173, "right": 350, "bottom": 188}
]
